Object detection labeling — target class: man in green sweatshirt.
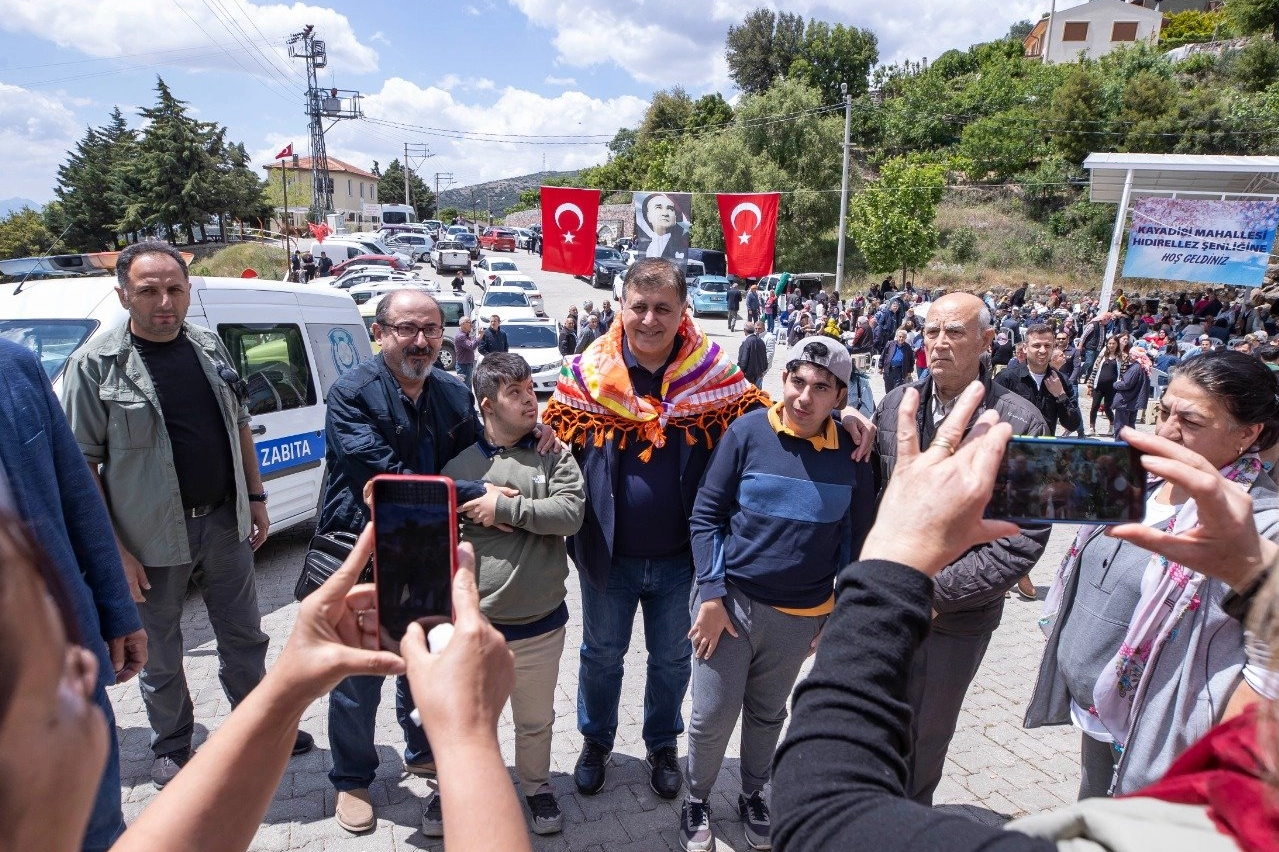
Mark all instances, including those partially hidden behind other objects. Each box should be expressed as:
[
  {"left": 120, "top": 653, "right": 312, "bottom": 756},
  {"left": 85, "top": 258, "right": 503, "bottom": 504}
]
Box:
[{"left": 441, "top": 352, "right": 586, "bottom": 836}]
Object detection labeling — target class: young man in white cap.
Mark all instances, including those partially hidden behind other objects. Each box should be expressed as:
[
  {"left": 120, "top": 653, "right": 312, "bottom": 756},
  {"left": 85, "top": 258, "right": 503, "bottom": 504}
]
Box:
[{"left": 679, "top": 335, "right": 876, "bottom": 851}]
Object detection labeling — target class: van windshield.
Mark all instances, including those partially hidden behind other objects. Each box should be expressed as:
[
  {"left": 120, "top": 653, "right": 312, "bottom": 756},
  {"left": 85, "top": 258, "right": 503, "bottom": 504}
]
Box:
[{"left": 0, "top": 320, "right": 98, "bottom": 382}]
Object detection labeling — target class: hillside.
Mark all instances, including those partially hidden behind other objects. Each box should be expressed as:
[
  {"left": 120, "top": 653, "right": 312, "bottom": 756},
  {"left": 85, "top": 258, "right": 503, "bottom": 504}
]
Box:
[{"left": 436, "top": 170, "right": 577, "bottom": 216}]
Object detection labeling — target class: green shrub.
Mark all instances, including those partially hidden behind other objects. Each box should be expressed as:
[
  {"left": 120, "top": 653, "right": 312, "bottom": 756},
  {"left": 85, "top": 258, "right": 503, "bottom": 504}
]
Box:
[{"left": 948, "top": 226, "right": 978, "bottom": 262}]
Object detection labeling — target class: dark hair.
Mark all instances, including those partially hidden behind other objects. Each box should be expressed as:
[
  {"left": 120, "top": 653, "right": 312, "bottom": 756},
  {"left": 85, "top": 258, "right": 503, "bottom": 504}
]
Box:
[
  {"left": 472, "top": 352, "right": 531, "bottom": 403},
  {"left": 623, "top": 257, "right": 687, "bottom": 304},
  {"left": 1025, "top": 323, "right": 1054, "bottom": 339},
  {"left": 1257, "top": 345, "right": 1279, "bottom": 364},
  {"left": 374, "top": 289, "right": 441, "bottom": 327},
  {"left": 1171, "top": 350, "right": 1279, "bottom": 451},
  {"left": 116, "top": 240, "right": 188, "bottom": 289}
]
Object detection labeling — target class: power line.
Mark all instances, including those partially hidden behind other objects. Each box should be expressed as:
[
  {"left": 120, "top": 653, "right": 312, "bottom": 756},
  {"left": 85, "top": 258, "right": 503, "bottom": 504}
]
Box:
[{"left": 170, "top": 0, "right": 297, "bottom": 105}]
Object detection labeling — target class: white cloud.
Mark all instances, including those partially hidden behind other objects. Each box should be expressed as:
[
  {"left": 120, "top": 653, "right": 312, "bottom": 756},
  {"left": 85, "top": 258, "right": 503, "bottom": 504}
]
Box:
[
  {"left": 508, "top": 0, "right": 1046, "bottom": 90},
  {"left": 434, "top": 74, "right": 497, "bottom": 92},
  {"left": 0, "top": 0, "right": 379, "bottom": 86},
  {"left": 308, "top": 77, "right": 648, "bottom": 197},
  {"left": 0, "top": 84, "right": 83, "bottom": 202},
  {"left": 544, "top": 75, "right": 577, "bottom": 86},
  {"left": 369, "top": 31, "right": 391, "bottom": 46}
]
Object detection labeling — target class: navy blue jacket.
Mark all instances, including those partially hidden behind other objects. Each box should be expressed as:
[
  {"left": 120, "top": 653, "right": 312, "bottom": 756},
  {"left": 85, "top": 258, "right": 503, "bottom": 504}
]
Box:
[
  {"left": 1113, "top": 362, "right": 1151, "bottom": 413},
  {"left": 0, "top": 340, "right": 140, "bottom": 683},
  {"left": 319, "top": 355, "right": 483, "bottom": 535}
]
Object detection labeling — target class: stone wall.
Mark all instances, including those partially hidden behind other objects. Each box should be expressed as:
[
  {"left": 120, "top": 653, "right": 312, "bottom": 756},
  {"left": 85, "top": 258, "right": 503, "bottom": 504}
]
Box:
[{"left": 503, "top": 203, "right": 635, "bottom": 243}]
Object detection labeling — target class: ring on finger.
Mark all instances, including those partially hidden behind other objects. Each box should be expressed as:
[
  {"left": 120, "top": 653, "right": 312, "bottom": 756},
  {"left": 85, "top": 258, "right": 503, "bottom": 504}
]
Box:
[{"left": 932, "top": 437, "right": 957, "bottom": 455}]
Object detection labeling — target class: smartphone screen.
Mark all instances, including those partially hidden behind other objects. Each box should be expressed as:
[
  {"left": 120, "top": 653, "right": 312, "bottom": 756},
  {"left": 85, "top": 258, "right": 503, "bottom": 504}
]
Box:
[
  {"left": 371, "top": 475, "right": 457, "bottom": 653},
  {"left": 987, "top": 437, "right": 1146, "bottom": 525}
]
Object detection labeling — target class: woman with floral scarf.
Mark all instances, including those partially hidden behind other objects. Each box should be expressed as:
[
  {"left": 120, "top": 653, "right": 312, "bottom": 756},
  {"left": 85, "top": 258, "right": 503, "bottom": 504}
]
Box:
[{"left": 1111, "top": 345, "right": 1152, "bottom": 431}]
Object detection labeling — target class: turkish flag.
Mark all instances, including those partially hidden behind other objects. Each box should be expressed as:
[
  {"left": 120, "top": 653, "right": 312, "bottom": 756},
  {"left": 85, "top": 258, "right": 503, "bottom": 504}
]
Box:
[
  {"left": 275, "top": 143, "right": 293, "bottom": 160},
  {"left": 540, "top": 186, "right": 600, "bottom": 276},
  {"left": 717, "top": 192, "right": 780, "bottom": 278},
  {"left": 308, "top": 222, "right": 330, "bottom": 243}
]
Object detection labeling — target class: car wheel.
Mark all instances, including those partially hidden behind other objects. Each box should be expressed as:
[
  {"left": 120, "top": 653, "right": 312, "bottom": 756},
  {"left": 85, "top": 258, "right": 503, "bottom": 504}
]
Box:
[{"left": 437, "top": 341, "right": 456, "bottom": 371}]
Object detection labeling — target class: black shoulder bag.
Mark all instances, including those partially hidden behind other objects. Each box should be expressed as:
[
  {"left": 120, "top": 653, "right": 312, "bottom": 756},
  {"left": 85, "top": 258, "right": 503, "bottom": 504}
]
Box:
[{"left": 294, "top": 531, "right": 372, "bottom": 601}]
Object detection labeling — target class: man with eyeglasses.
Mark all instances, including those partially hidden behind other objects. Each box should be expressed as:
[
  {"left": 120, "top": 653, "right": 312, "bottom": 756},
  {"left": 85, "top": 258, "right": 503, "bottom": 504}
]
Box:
[{"left": 318, "top": 288, "right": 556, "bottom": 835}]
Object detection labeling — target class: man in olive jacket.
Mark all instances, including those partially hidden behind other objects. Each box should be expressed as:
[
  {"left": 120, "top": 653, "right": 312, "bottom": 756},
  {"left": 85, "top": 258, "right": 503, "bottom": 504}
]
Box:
[{"left": 872, "top": 292, "right": 1049, "bottom": 806}]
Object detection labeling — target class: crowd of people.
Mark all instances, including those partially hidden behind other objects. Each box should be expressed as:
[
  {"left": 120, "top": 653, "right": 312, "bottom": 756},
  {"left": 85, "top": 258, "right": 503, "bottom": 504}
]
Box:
[{"left": 4, "top": 245, "right": 1279, "bottom": 852}]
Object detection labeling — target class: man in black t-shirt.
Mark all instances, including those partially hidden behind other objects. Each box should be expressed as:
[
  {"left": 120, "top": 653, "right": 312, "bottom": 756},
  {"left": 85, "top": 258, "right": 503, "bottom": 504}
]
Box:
[
  {"left": 317, "top": 251, "right": 333, "bottom": 276},
  {"left": 61, "top": 241, "right": 314, "bottom": 792}
]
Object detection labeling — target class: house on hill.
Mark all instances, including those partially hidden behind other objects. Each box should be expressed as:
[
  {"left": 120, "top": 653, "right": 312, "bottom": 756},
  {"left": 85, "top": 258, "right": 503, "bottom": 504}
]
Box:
[
  {"left": 1024, "top": 0, "right": 1164, "bottom": 64},
  {"left": 262, "top": 156, "right": 379, "bottom": 232}
]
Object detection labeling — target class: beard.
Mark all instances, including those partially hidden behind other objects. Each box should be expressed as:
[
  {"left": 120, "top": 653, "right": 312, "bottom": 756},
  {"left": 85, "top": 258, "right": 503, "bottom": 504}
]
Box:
[{"left": 387, "top": 345, "right": 434, "bottom": 381}]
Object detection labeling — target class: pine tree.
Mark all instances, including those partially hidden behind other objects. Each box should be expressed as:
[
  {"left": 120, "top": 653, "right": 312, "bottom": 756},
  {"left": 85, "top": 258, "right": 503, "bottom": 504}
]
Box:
[
  {"left": 53, "top": 106, "right": 138, "bottom": 251},
  {"left": 377, "top": 159, "right": 436, "bottom": 219}
]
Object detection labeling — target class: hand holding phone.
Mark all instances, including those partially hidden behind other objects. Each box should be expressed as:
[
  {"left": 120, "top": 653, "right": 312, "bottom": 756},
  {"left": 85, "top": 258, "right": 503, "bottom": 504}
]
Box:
[{"left": 371, "top": 475, "right": 458, "bottom": 654}]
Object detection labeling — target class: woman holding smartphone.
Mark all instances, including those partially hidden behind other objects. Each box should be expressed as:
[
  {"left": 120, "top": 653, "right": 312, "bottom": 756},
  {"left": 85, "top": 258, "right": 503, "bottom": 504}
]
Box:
[
  {"left": 1088, "top": 335, "right": 1122, "bottom": 435},
  {"left": 1027, "top": 350, "right": 1279, "bottom": 798}
]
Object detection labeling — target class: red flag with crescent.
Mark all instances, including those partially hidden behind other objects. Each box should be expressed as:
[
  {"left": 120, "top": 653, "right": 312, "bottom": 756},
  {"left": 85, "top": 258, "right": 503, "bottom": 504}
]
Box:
[
  {"left": 540, "top": 186, "right": 601, "bottom": 276},
  {"left": 716, "top": 192, "right": 780, "bottom": 278}
]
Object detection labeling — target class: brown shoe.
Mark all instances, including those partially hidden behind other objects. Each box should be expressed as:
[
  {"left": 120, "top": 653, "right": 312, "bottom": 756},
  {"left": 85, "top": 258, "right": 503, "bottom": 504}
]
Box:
[
  {"left": 335, "top": 788, "right": 375, "bottom": 833},
  {"left": 1016, "top": 576, "right": 1037, "bottom": 601},
  {"left": 405, "top": 760, "right": 437, "bottom": 778}
]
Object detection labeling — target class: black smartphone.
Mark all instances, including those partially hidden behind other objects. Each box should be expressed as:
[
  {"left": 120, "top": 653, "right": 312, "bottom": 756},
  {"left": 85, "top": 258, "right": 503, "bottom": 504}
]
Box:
[
  {"left": 987, "top": 436, "right": 1146, "bottom": 525},
  {"left": 371, "top": 474, "right": 458, "bottom": 654}
]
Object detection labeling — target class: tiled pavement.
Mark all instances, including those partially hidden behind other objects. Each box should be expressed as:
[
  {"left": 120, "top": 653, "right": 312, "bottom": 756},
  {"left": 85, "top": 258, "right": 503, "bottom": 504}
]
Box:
[{"left": 107, "top": 507, "right": 1083, "bottom": 852}]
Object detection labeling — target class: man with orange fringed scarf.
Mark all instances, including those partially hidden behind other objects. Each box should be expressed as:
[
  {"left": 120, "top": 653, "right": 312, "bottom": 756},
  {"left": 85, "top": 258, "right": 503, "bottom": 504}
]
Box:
[{"left": 544, "top": 258, "right": 877, "bottom": 802}]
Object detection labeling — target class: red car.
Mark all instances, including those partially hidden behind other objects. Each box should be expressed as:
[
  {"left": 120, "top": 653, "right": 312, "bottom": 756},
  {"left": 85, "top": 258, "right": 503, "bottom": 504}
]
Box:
[
  {"left": 479, "top": 228, "right": 517, "bottom": 252},
  {"left": 329, "top": 254, "right": 406, "bottom": 276}
]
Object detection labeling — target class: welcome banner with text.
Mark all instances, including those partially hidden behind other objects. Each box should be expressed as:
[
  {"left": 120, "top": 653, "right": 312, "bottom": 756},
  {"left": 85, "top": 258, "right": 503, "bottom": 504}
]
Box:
[{"left": 1122, "top": 198, "right": 1279, "bottom": 287}]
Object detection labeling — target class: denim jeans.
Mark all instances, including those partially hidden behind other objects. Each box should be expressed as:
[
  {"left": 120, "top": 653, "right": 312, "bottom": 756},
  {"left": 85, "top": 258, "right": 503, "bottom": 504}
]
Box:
[
  {"left": 327, "top": 674, "right": 432, "bottom": 791},
  {"left": 578, "top": 550, "right": 694, "bottom": 753},
  {"left": 456, "top": 361, "right": 474, "bottom": 389},
  {"left": 84, "top": 679, "right": 125, "bottom": 851}
]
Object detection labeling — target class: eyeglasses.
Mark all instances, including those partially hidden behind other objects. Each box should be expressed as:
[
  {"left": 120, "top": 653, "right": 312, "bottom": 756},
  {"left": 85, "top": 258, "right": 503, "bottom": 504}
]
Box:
[{"left": 387, "top": 322, "right": 444, "bottom": 340}]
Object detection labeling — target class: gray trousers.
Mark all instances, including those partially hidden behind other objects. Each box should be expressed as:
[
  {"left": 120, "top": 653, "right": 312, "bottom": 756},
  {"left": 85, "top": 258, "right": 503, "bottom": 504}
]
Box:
[
  {"left": 137, "top": 503, "right": 268, "bottom": 755},
  {"left": 686, "top": 584, "right": 826, "bottom": 801},
  {"left": 1079, "top": 733, "right": 1119, "bottom": 799},
  {"left": 905, "top": 628, "right": 993, "bottom": 805}
]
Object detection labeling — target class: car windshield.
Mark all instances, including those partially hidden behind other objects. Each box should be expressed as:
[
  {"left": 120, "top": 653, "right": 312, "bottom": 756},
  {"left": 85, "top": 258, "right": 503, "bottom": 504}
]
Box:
[
  {"left": 437, "top": 242, "right": 463, "bottom": 251},
  {"left": 490, "top": 261, "right": 518, "bottom": 271},
  {"left": 595, "top": 248, "right": 621, "bottom": 261},
  {"left": 505, "top": 324, "right": 558, "bottom": 348},
  {"left": 0, "top": 320, "right": 98, "bottom": 382},
  {"left": 456, "top": 234, "right": 477, "bottom": 246},
  {"left": 483, "top": 291, "right": 529, "bottom": 307},
  {"left": 698, "top": 280, "right": 727, "bottom": 292},
  {"left": 501, "top": 279, "right": 536, "bottom": 291}
]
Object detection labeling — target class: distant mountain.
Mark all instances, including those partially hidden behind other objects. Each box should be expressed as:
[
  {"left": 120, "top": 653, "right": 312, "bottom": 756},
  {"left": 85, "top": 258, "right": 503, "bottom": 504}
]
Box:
[
  {"left": 0, "top": 198, "right": 39, "bottom": 217},
  {"left": 436, "top": 170, "right": 578, "bottom": 218}
]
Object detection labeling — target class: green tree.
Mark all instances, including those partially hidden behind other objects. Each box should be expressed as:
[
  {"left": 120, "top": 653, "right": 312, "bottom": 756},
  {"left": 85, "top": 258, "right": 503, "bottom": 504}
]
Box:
[
  {"left": 120, "top": 77, "right": 227, "bottom": 242},
  {"left": 212, "top": 142, "right": 271, "bottom": 234},
  {"left": 788, "top": 20, "right": 879, "bottom": 102},
  {"left": 1228, "top": 0, "right": 1279, "bottom": 39},
  {"left": 688, "top": 93, "right": 734, "bottom": 131},
  {"left": 724, "top": 8, "right": 805, "bottom": 94},
  {"left": 958, "top": 106, "right": 1041, "bottom": 181},
  {"left": 1161, "top": 9, "right": 1235, "bottom": 47},
  {"left": 1231, "top": 37, "right": 1279, "bottom": 90},
  {"left": 0, "top": 208, "right": 54, "bottom": 261},
  {"left": 377, "top": 158, "right": 437, "bottom": 219},
  {"left": 848, "top": 157, "right": 945, "bottom": 282},
  {"left": 1050, "top": 65, "right": 1104, "bottom": 164},
  {"left": 638, "top": 87, "right": 694, "bottom": 143},
  {"left": 438, "top": 207, "right": 460, "bottom": 223},
  {"left": 53, "top": 107, "right": 139, "bottom": 251},
  {"left": 1007, "top": 20, "right": 1035, "bottom": 42}
]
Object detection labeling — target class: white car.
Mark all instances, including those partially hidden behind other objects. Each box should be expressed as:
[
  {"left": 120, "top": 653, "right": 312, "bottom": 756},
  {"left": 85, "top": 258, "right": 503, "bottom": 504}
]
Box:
[
  {"left": 472, "top": 256, "right": 521, "bottom": 289},
  {"left": 385, "top": 232, "right": 435, "bottom": 262},
  {"left": 347, "top": 279, "right": 431, "bottom": 307},
  {"left": 475, "top": 286, "right": 536, "bottom": 324},
  {"left": 491, "top": 318, "right": 562, "bottom": 393},
  {"left": 492, "top": 274, "right": 544, "bottom": 316},
  {"left": 513, "top": 228, "right": 533, "bottom": 250},
  {"left": 319, "top": 268, "right": 424, "bottom": 290}
]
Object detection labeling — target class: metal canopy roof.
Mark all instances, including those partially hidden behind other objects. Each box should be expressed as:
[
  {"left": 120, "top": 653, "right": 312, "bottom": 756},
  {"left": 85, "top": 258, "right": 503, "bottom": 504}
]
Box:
[{"left": 1084, "top": 152, "right": 1279, "bottom": 203}]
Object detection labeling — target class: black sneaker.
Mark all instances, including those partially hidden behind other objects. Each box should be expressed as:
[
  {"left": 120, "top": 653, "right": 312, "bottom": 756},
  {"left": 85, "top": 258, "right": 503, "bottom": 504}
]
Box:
[
  {"left": 151, "top": 748, "right": 191, "bottom": 789},
  {"left": 292, "top": 729, "right": 315, "bottom": 755},
  {"left": 574, "top": 740, "right": 611, "bottom": 795},
  {"left": 525, "top": 786, "right": 563, "bottom": 835},
  {"left": 680, "top": 798, "right": 715, "bottom": 851},
  {"left": 738, "top": 790, "right": 771, "bottom": 850},
  {"left": 421, "top": 792, "right": 444, "bottom": 837},
  {"left": 648, "top": 745, "right": 683, "bottom": 799}
]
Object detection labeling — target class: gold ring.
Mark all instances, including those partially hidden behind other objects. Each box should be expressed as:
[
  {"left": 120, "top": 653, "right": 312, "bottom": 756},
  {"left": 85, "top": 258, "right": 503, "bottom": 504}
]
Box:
[
  {"left": 356, "top": 610, "right": 366, "bottom": 629},
  {"left": 932, "top": 437, "right": 957, "bottom": 455}
]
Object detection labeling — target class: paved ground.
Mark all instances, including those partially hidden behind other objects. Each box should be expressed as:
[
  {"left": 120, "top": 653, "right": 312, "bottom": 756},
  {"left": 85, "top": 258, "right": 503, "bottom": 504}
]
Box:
[{"left": 107, "top": 255, "right": 1092, "bottom": 849}]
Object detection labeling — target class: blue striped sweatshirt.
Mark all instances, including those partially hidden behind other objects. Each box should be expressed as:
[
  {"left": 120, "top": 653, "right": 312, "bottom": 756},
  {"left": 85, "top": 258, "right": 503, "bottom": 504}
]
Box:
[{"left": 689, "top": 408, "right": 875, "bottom": 609}]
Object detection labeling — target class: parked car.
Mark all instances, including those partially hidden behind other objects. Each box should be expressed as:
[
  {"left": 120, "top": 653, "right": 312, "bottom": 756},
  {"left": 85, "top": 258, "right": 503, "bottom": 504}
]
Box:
[
  {"left": 472, "top": 256, "right": 521, "bottom": 289},
  {"left": 688, "top": 275, "right": 730, "bottom": 317},
  {"left": 479, "top": 228, "right": 517, "bottom": 253},
  {"left": 474, "top": 286, "right": 537, "bottom": 324},
  {"left": 431, "top": 240, "right": 471, "bottom": 274},
  {"left": 513, "top": 228, "right": 532, "bottom": 250},
  {"left": 314, "top": 235, "right": 412, "bottom": 269},
  {"left": 455, "top": 231, "right": 481, "bottom": 260},
  {"left": 346, "top": 279, "right": 429, "bottom": 306},
  {"left": 486, "top": 318, "right": 562, "bottom": 393},
  {"left": 330, "top": 254, "right": 407, "bottom": 277},
  {"left": 321, "top": 269, "right": 422, "bottom": 290},
  {"left": 491, "top": 274, "right": 544, "bottom": 316},
  {"left": 385, "top": 232, "right": 435, "bottom": 262},
  {"left": 591, "top": 246, "right": 627, "bottom": 289}
]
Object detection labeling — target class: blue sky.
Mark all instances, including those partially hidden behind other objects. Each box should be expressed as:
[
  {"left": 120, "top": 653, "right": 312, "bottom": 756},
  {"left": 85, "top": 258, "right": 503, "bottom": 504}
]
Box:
[{"left": 0, "top": 0, "right": 1047, "bottom": 204}]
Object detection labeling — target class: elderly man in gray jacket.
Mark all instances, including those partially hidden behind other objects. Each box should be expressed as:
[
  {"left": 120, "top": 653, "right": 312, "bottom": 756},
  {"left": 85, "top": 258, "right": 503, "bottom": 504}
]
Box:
[{"left": 872, "top": 292, "right": 1050, "bottom": 806}]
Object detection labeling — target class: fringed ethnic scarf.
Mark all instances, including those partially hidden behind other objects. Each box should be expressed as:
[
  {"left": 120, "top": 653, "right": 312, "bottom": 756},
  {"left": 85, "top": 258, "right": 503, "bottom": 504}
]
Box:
[{"left": 544, "top": 313, "right": 770, "bottom": 461}]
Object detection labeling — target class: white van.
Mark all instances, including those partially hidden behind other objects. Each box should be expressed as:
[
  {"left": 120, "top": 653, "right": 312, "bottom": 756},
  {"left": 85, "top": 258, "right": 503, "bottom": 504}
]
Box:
[{"left": 0, "top": 275, "right": 373, "bottom": 532}]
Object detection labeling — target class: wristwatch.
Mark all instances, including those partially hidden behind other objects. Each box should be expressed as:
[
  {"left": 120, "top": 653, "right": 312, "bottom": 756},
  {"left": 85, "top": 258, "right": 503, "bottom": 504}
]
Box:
[
  {"left": 247, "top": 492, "right": 268, "bottom": 504},
  {"left": 1222, "top": 567, "right": 1271, "bottom": 623}
]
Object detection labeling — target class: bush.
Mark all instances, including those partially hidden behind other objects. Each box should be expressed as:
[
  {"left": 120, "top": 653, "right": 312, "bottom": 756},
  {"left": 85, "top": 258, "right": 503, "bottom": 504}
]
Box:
[
  {"left": 1231, "top": 39, "right": 1279, "bottom": 92},
  {"left": 191, "top": 243, "right": 289, "bottom": 279},
  {"left": 948, "top": 226, "right": 978, "bottom": 262}
]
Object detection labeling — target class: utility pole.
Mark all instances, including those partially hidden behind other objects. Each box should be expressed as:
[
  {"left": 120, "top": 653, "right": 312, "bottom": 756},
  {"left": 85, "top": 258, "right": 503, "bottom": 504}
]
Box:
[
  {"left": 403, "top": 142, "right": 410, "bottom": 211},
  {"left": 835, "top": 82, "right": 853, "bottom": 292},
  {"left": 402, "top": 143, "right": 433, "bottom": 213},
  {"left": 280, "top": 152, "right": 300, "bottom": 269},
  {"left": 1042, "top": 0, "right": 1057, "bottom": 64},
  {"left": 288, "top": 25, "right": 362, "bottom": 224},
  {"left": 434, "top": 172, "right": 454, "bottom": 198}
]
